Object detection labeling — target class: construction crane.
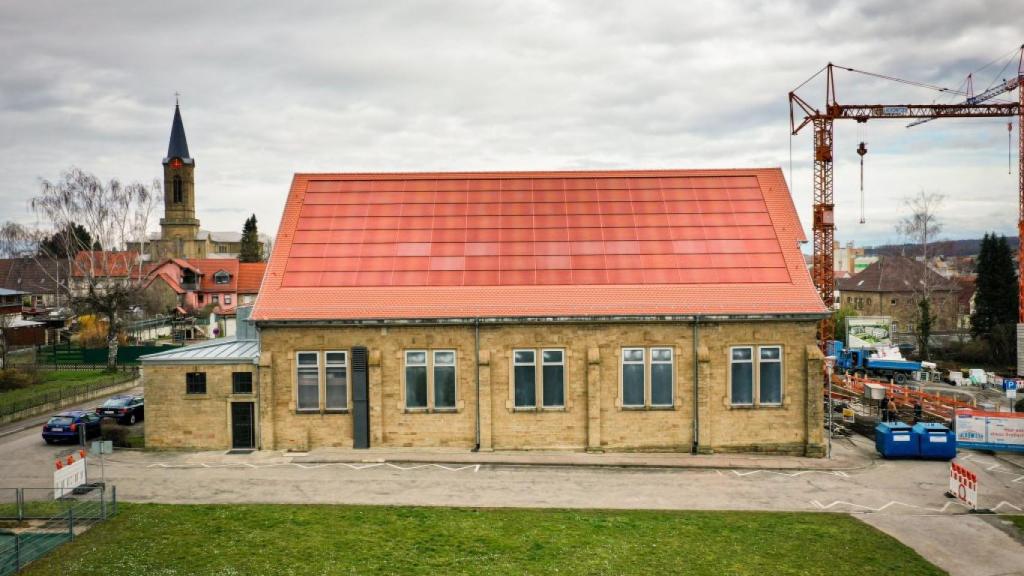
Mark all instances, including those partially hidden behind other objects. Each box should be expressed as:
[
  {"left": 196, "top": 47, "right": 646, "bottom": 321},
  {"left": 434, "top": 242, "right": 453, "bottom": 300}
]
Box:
[{"left": 789, "top": 46, "right": 1024, "bottom": 351}]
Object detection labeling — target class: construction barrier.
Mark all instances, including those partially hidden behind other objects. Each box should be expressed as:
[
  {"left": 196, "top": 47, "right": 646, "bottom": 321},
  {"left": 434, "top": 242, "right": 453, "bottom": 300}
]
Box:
[{"left": 954, "top": 409, "right": 1024, "bottom": 453}]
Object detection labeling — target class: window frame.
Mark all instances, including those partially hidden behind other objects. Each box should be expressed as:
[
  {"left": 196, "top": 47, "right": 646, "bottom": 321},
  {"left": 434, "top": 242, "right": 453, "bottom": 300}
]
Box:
[
  {"left": 214, "top": 271, "right": 230, "bottom": 285},
  {"left": 512, "top": 349, "right": 538, "bottom": 409},
  {"left": 231, "top": 371, "right": 253, "bottom": 395},
  {"left": 432, "top": 349, "right": 457, "bottom": 411},
  {"left": 172, "top": 176, "right": 183, "bottom": 203},
  {"left": 729, "top": 346, "right": 755, "bottom": 407},
  {"left": 185, "top": 371, "right": 207, "bottom": 395},
  {"left": 295, "top": 351, "right": 320, "bottom": 413},
  {"left": 757, "top": 345, "right": 784, "bottom": 406},
  {"left": 404, "top": 349, "right": 429, "bottom": 410},
  {"left": 324, "top": 350, "right": 349, "bottom": 412},
  {"left": 649, "top": 347, "right": 674, "bottom": 408},
  {"left": 540, "top": 348, "right": 565, "bottom": 409},
  {"left": 224, "top": 294, "right": 232, "bottom": 305},
  {"left": 620, "top": 347, "right": 646, "bottom": 408}
]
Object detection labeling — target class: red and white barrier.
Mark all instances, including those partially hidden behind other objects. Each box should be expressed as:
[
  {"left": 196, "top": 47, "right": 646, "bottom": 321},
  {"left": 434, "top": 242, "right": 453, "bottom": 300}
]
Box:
[
  {"left": 949, "top": 461, "right": 977, "bottom": 510},
  {"left": 53, "top": 450, "right": 87, "bottom": 499}
]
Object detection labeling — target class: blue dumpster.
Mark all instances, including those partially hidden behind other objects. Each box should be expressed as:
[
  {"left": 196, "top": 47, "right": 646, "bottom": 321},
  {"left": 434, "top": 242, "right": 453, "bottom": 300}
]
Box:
[
  {"left": 912, "top": 422, "right": 957, "bottom": 460},
  {"left": 875, "top": 421, "right": 918, "bottom": 458}
]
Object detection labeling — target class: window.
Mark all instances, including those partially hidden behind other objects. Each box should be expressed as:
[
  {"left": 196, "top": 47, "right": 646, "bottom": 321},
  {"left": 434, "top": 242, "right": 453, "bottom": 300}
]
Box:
[
  {"left": 214, "top": 271, "right": 230, "bottom": 284},
  {"left": 172, "top": 176, "right": 183, "bottom": 203},
  {"left": 541, "top": 349, "right": 564, "bottom": 408},
  {"left": 621, "top": 348, "right": 645, "bottom": 407},
  {"left": 186, "top": 372, "right": 207, "bottom": 395},
  {"left": 296, "top": 352, "right": 319, "bottom": 411},
  {"left": 224, "top": 295, "right": 232, "bottom": 305},
  {"left": 405, "top": 350, "right": 428, "bottom": 409},
  {"left": 730, "top": 347, "right": 754, "bottom": 405},
  {"left": 891, "top": 298, "right": 897, "bottom": 306},
  {"left": 433, "top": 350, "right": 456, "bottom": 409},
  {"left": 325, "top": 351, "right": 348, "bottom": 411},
  {"left": 513, "top": 349, "right": 565, "bottom": 409},
  {"left": 218, "top": 245, "right": 228, "bottom": 254},
  {"left": 212, "top": 294, "right": 220, "bottom": 304},
  {"left": 759, "top": 347, "right": 782, "bottom": 405},
  {"left": 197, "top": 294, "right": 204, "bottom": 304},
  {"left": 650, "top": 348, "right": 674, "bottom": 406},
  {"left": 513, "top": 350, "right": 536, "bottom": 408},
  {"left": 232, "top": 372, "right": 253, "bottom": 394}
]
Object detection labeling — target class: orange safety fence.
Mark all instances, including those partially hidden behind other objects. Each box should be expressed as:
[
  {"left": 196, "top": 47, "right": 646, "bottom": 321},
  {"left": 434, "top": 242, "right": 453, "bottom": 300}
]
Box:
[{"left": 828, "top": 374, "right": 974, "bottom": 420}]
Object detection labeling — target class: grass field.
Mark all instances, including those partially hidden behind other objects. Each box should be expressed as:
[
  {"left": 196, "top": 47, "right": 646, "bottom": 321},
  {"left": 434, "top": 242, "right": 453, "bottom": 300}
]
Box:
[
  {"left": 0, "top": 370, "right": 135, "bottom": 414},
  {"left": 1008, "top": 515, "right": 1024, "bottom": 532},
  {"left": 18, "top": 504, "right": 943, "bottom": 575}
]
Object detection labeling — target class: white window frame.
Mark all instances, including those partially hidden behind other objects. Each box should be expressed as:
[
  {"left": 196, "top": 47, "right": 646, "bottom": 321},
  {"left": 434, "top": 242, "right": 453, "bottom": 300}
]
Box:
[
  {"left": 404, "top": 350, "right": 429, "bottom": 410},
  {"left": 540, "top": 348, "right": 565, "bottom": 409},
  {"left": 729, "top": 346, "right": 755, "bottom": 407},
  {"left": 432, "top": 350, "right": 457, "bottom": 411},
  {"left": 214, "top": 270, "right": 230, "bottom": 284},
  {"left": 324, "top": 350, "right": 348, "bottom": 411},
  {"left": 512, "top": 349, "right": 537, "bottom": 409},
  {"left": 295, "top": 351, "right": 320, "bottom": 412},
  {"left": 649, "top": 347, "right": 674, "bottom": 407},
  {"left": 224, "top": 294, "right": 232, "bottom": 305},
  {"left": 758, "top": 345, "right": 783, "bottom": 406},
  {"left": 621, "top": 347, "right": 646, "bottom": 408}
]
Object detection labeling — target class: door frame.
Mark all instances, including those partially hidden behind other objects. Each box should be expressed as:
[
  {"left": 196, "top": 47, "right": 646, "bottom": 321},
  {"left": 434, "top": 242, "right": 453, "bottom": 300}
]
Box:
[{"left": 230, "top": 401, "right": 256, "bottom": 450}]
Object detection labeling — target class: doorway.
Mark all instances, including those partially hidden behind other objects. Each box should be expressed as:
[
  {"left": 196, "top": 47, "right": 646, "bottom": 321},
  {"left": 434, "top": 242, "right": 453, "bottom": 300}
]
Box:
[{"left": 231, "top": 402, "right": 255, "bottom": 450}]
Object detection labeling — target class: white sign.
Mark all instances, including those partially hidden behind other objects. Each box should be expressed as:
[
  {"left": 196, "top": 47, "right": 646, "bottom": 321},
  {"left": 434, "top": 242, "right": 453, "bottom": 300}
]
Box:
[
  {"left": 956, "top": 409, "right": 1024, "bottom": 452},
  {"left": 949, "top": 461, "right": 977, "bottom": 510},
  {"left": 53, "top": 451, "right": 87, "bottom": 499}
]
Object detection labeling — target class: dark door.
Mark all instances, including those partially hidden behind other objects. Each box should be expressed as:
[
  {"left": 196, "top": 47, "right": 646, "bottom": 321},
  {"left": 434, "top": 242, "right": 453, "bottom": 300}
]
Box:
[
  {"left": 352, "top": 347, "right": 369, "bottom": 449},
  {"left": 231, "top": 402, "right": 255, "bottom": 449}
]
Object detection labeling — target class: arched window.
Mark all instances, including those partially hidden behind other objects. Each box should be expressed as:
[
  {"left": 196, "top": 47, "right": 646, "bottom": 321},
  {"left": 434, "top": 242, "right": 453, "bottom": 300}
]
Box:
[{"left": 173, "top": 176, "right": 183, "bottom": 203}]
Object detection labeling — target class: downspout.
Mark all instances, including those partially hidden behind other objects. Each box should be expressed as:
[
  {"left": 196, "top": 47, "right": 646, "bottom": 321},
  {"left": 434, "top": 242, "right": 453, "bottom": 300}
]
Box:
[
  {"left": 472, "top": 318, "right": 481, "bottom": 452},
  {"left": 691, "top": 317, "right": 700, "bottom": 455}
]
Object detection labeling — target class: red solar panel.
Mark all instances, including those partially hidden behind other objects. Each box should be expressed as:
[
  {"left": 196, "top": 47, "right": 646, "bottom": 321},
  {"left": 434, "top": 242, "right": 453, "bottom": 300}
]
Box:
[{"left": 254, "top": 169, "right": 826, "bottom": 321}]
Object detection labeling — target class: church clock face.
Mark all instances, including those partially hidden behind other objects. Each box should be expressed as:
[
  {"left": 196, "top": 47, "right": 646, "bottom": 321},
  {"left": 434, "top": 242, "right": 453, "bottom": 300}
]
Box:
[{"left": 170, "top": 158, "right": 183, "bottom": 169}]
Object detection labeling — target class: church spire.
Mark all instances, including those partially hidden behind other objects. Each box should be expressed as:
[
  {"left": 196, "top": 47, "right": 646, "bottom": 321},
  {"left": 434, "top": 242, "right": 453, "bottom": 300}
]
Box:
[{"left": 163, "top": 102, "right": 193, "bottom": 165}]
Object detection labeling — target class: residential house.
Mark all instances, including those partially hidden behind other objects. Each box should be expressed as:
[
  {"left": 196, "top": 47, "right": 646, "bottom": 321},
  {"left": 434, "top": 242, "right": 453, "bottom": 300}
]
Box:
[
  {"left": 835, "top": 255, "right": 961, "bottom": 341},
  {"left": 0, "top": 257, "right": 68, "bottom": 309},
  {"left": 144, "top": 168, "right": 828, "bottom": 455}
]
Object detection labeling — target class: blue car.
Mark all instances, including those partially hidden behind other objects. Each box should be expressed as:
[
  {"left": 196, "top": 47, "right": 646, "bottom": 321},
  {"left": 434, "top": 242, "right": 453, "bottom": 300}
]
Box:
[{"left": 41, "top": 411, "right": 102, "bottom": 444}]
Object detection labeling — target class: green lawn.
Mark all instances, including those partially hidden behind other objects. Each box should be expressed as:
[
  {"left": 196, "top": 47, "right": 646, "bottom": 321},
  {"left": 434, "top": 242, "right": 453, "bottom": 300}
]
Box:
[
  {"left": 0, "top": 370, "right": 135, "bottom": 414},
  {"left": 17, "top": 504, "right": 943, "bottom": 576},
  {"left": 1007, "top": 515, "right": 1024, "bottom": 532}
]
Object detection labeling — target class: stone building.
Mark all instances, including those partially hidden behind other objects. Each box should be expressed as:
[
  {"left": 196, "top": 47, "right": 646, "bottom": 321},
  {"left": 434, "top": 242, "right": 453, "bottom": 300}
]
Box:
[
  {"left": 144, "top": 168, "right": 828, "bottom": 455},
  {"left": 128, "top": 104, "right": 269, "bottom": 261},
  {"left": 836, "top": 255, "right": 961, "bottom": 338}
]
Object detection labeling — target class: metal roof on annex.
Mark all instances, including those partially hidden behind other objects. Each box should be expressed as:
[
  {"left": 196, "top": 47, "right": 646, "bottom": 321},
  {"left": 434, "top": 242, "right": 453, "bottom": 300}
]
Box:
[{"left": 139, "top": 338, "right": 259, "bottom": 365}]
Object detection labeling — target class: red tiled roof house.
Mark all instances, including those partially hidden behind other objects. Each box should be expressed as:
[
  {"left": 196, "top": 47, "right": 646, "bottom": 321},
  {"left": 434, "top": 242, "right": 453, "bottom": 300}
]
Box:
[{"left": 150, "top": 169, "right": 829, "bottom": 454}]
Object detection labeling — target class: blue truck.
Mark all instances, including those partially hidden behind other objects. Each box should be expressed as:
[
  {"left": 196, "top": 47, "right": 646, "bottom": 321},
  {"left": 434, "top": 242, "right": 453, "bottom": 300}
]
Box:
[{"left": 830, "top": 341, "right": 922, "bottom": 384}]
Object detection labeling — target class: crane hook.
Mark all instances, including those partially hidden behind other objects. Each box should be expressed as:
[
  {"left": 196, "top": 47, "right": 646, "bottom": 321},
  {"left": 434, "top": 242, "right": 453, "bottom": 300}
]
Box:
[{"left": 857, "top": 142, "right": 867, "bottom": 224}]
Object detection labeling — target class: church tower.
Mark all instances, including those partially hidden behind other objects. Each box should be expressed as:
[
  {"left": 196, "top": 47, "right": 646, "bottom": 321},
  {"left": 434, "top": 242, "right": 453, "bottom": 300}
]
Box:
[{"left": 160, "top": 103, "right": 200, "bottom": 255}]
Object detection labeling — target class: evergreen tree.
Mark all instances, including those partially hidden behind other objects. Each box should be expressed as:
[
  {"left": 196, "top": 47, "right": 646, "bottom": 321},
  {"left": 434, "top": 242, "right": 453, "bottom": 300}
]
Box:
[
  {"left": 239, "top": 214, "right": 263, "bottom": 262},
  {"left": 916, "top": 297, "right": 934, "bottom": 360},
  {"left": 38, "top": 224, "right": 92, "bottom": 258},
  {"left": 971, "top": 233, "right": 1019, "bottom": 365}
]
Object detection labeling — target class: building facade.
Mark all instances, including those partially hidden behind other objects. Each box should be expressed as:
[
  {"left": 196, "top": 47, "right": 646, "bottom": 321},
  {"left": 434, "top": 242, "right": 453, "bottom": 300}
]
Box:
[
  {"left": 145, "top": 169, "right": 829, "bottom": 456},
  {"left": 836, "top": 255, "right": 961, "bottom": 338}
]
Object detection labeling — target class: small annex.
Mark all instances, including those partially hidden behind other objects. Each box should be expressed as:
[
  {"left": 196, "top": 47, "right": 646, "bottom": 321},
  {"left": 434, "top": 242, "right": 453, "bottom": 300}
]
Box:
[
  {"left": 141, "top": 307, "right": 260, "bottom": 449},
  {"left": 146, "top": 168, "right": 829, "bottom": 455}
]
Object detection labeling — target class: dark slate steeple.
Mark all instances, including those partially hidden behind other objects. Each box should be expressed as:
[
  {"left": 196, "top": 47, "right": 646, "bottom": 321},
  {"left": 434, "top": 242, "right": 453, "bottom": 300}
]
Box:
[{"left": 163, "top": 103, "right": 194, "bottom": 165}]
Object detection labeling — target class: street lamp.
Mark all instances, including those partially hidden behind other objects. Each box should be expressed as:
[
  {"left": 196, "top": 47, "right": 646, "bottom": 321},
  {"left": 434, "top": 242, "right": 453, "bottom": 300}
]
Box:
[{"left": 824, "top": 356, "right": 836, "bottom": 459}]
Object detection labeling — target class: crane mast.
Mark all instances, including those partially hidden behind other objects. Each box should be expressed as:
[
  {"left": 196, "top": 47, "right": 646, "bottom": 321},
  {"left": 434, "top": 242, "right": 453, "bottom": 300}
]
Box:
[{"left": 789, "top": 51, "right": 1024, "bottom": 362}]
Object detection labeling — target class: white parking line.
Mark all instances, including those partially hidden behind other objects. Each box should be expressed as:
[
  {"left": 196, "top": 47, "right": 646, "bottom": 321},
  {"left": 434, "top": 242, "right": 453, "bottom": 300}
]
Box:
[{"left": 811, "top": 499, "right": 1024, "bottom": 513}]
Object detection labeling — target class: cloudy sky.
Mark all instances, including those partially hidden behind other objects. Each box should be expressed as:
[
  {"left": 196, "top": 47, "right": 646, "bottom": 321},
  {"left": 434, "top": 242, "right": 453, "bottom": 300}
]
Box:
[{"left": 1, "top": 1, "right": 1021, "bottom": 249}]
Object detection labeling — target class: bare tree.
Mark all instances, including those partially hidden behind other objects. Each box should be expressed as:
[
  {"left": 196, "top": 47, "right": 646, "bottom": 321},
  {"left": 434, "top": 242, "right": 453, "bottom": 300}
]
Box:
[
  {"left": 896, "top": 190, "right": 945, "bottom": 359},
  {"left": 2, "top": 168, "right": 160, "bottom": 370}
]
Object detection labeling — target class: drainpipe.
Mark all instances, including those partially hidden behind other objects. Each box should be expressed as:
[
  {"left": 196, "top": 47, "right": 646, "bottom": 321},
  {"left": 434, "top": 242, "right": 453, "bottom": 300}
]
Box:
[
  {"left": 472, "top": 318, "right": 481, "bottom": 452},
  {"left": 692, "top": 317, "right": 701, "bottom": 455}
]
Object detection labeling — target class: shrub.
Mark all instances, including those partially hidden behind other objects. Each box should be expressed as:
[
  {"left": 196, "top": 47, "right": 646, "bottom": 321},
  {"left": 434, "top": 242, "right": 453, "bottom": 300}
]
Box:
[
  {"left": 1016, "top": 397, "right": 1024, "bottom": 413},
  {"left": 0, "top": 369, "right": 40, "bottom": 392}
]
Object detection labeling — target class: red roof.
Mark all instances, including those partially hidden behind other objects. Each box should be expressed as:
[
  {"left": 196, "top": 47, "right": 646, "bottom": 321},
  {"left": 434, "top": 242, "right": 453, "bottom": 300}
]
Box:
[
  {"left": 189, "top": 259, "right": 239, "bottom": 293},
  {"left": 237, "top": 262, "right": 267, "bottom": 294},
  {"left": 252, "top": 169, "right": 826, "bottom": 321},
  {"left": 72, "top": 251, "right": 140, "bottom": 278}
]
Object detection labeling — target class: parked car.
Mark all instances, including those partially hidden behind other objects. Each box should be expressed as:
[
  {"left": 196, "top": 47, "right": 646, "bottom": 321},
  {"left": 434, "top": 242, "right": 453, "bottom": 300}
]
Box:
[
  {"left": 41, "top": 411, "right": 102, "bottom": 444},
  {"left": 95, "top": 395, "right": 145, "bottom": 425}
]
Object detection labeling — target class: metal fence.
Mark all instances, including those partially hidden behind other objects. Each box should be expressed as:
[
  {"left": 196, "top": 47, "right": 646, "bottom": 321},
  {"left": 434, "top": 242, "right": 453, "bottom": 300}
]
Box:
[
  {"left": 0, "top": 485, "right": 117, "bottom": 575},
  {"left": 0, "top": 371, "right": 138, "bottom": 419}
]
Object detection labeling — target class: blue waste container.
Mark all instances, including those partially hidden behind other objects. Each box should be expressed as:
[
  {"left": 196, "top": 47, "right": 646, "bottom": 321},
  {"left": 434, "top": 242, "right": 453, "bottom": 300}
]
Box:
[
  {"left": 875, "top": 421, "right": 918, "bottom": 458},
  {"left": 912, "top": 422, "right": 957, "bottom": 460}
]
